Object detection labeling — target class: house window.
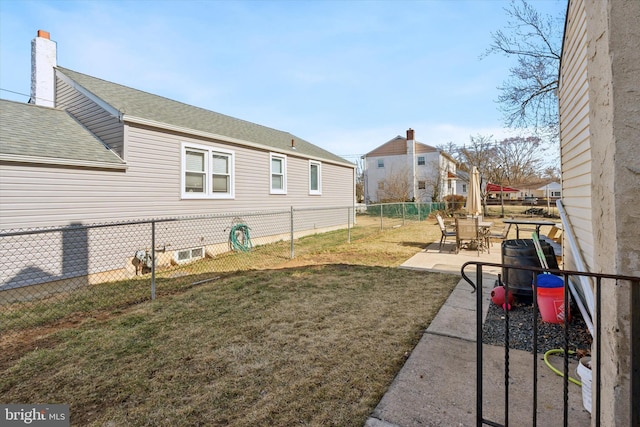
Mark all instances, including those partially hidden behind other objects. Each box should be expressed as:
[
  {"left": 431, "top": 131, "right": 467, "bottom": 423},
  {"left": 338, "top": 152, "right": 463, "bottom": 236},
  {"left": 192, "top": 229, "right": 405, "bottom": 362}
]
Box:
[
  {"left": 270, "top": 153, "right": 287, "bottom": 194},
  {"left": 377, "top": 159, "right": 384, "bottom": 168},
  {"left": 418, "top": 181, "right": 426, "bottom": 190},
  {"left": 462, "top": 184, "right": 467, "bottom": 193},
  {"left": 417, "top": 156, "right": 425, "bottom": 166},
  {"left": 309, "top": 160, "right": 322, "bottom": 195},
  {"left": 552, "top": 191, "right": 561, "bottom": 197},
  {"left": 182, "top": 143, "right": 234, "bottom": 199}
]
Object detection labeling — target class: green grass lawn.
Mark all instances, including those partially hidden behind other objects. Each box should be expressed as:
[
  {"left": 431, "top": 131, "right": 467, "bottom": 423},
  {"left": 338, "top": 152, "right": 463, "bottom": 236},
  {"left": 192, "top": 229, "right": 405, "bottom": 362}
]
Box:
[{"left": 1, "top": 219, "right": 459, "bottom": 426}]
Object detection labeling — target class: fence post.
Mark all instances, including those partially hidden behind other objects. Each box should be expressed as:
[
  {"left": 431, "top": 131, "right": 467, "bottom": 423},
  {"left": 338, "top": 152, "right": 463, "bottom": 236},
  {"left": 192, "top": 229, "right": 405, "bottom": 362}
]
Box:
[
  {"left": 402, "top": 202, "right": 406, "bottom": 225},
  {"left": 290, "top": 206, "right": 294, "bottom": 259},
  {"left": 380, "top": 204, "right": 383, "bottom": 230},
  {"left": 151, "top": 221, "right": 156, "bottom": 300}
]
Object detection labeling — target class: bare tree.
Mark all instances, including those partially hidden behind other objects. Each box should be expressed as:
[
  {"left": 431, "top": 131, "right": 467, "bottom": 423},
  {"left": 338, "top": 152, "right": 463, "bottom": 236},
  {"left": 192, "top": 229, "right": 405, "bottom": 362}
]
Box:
[
  {"left": 492, "top": 136, "right": 543, "bottom": 184},
  {"left": 379, "top": 166, "right": 412, "bottom": 202},
  {"left": 436, "top": 142, "right": 459, "bottom": 161},
  {"left": 541, "top": 165, "right": 560, "bottom": 182},
  {"left": 483, "top": 0, "right": 563, "bottom": 138},
  {"left": 457, "top": 134, "right": 497, "bottom": 176},
  {"left": 354, "top": 156, "right": 365, "bottom": 203}
]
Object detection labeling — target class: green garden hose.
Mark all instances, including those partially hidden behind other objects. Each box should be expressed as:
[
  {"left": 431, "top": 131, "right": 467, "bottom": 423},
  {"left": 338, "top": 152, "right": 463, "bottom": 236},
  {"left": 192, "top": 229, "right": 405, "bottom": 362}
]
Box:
[
  {"left": 543, "top": 349, "right": 582, "bottom": 386},
  {"left": 229, "top": 223, "right": 253, "bottom": 252}
]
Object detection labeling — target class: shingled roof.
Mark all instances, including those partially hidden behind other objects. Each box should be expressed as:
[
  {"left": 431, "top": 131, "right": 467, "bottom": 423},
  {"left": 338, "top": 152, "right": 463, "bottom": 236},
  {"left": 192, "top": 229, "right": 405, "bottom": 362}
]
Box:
[
  {"left": 57, "top": 67, "right": 352, "bottom": 167},
  {"left": 0, "top": 99, "right": 125, "bottom": 168}
]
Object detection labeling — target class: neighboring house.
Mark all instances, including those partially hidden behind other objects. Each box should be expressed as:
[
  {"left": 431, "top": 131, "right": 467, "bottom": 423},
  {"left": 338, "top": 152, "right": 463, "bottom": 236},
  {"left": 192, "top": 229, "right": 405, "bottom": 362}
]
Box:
[
  {"left": 535, "top": 181, "right": 561, "bottom": 199},
  {"left": 362, "top": 128, "right": 457, "bottom": 203},
  {"left": 455, "top": 169, "right": 469, "bottom": 199},
  {"left": 559, "top": 0, "right": 639, "bottom": 425},
  {"left": 0, "top": 31, "right": 355, "bottom": 288}
]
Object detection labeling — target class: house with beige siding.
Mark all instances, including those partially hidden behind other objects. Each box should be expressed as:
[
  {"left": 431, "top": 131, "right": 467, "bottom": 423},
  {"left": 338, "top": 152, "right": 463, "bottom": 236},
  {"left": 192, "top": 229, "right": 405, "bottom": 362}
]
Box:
[
  {"left": 0, "top": 31, "right": 355, "bottom": 291},
  {"left": 363, "top": 128, "right": 457, "bottom": 203},
  {"left": 558, "top": 0, "right": 639, "bottom": 424}
]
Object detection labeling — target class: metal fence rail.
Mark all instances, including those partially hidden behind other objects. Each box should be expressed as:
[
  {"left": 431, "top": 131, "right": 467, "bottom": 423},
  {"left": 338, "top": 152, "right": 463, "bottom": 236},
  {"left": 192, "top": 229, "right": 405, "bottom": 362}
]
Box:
[
  {"left": 0, "top": 203, "right": 441, "bottom": 332},
  {"left": 461, "top": 261, "right": 640, "bottom": 427}
]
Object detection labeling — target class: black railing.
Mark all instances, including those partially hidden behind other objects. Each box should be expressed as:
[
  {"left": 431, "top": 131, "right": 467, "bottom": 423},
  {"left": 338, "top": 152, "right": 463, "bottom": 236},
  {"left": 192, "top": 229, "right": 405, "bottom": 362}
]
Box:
[{"left": 461, "top": 261, "right": 640, "bottom": 427}]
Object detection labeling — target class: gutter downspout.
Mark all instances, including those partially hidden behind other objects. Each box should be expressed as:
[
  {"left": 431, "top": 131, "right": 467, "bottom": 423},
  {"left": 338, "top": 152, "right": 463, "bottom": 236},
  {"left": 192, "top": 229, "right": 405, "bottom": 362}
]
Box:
[{"left": 556, "top": 199, "right": 595, "bottom": 336}]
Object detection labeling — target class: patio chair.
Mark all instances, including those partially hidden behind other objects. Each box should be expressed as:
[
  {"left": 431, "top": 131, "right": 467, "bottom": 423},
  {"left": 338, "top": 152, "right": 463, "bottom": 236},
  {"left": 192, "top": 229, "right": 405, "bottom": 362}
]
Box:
[
  {"left": 487, "top": 222, "right": 512, "bottom": 248},
  {"left": 436, "top": 214, "right": 456, "bottom": 248},
  {"left": 455, "top": 217, "right": 480, "bottom": 255}
]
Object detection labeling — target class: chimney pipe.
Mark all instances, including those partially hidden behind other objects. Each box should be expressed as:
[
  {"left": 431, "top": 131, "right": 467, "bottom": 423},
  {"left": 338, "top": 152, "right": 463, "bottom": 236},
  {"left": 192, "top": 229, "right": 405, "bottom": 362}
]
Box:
[
  {"left": 407, "top": 128, "right": 415, "bottom": 141},
  {"left": 31, "top": 29, "right": 57, "bottom": 107}
]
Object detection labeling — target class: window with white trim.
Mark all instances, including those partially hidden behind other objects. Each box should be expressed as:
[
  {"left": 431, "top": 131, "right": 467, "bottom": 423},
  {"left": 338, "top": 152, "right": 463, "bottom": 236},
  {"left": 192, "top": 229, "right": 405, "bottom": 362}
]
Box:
[
  {"left": 417, "top": 156, "right": 425, "bottom": 166},
  {"left": 418, "top": 181, "right": 426, "bottom": 190},
  {"left": 377, "top": 159, "right": 384, "bottom": 168},
  {"left": 182, "top": 143, "right": 234, "bottom": 199},
  {"left": 270, "top": 153, "right": 287, "bottom": 194},
  {"left": 309, "top": 160, "right": 322, "bottom": 195}
]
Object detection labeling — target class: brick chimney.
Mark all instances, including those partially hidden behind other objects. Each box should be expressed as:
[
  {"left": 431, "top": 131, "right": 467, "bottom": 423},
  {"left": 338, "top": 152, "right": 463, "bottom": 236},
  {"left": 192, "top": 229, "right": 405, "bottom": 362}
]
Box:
[
  {"left": 406, "top": 128, "right": 415, "bottom": 141},
  {"left": 31, "top": 30, "right": 57, "bottom": 107}
]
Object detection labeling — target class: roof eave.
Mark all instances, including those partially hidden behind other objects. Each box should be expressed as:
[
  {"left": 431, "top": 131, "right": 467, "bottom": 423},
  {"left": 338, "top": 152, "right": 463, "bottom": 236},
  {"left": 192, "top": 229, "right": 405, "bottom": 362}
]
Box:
[{"left": 0, "top": 153, "right": 128, "bottom": 170}]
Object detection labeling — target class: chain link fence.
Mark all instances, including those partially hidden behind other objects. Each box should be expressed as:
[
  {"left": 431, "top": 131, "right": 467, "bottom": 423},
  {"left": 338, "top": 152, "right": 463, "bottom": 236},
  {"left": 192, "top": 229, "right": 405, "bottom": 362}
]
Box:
[{"left": 1, "top": 203, "right": 442, "bottom": 332}]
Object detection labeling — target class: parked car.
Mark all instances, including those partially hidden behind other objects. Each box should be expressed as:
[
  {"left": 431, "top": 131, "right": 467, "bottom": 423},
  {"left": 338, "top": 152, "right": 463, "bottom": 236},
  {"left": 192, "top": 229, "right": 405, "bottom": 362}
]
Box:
[{"left": 522, "top": 196, "right": 538, "bottom": 205}]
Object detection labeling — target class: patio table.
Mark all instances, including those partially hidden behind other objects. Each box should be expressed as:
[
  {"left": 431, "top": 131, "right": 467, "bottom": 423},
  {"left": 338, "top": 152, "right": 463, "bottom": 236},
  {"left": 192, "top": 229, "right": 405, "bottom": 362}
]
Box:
[{"left": 502, "top": 219, "right": 557, "bottom": 239}]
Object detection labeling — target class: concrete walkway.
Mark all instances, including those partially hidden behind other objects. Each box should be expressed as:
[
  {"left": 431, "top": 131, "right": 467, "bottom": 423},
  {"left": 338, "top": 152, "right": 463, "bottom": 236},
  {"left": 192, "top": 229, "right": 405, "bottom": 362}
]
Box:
[{"left": 364, "top": 241, "right": 591, "bottom": 427}]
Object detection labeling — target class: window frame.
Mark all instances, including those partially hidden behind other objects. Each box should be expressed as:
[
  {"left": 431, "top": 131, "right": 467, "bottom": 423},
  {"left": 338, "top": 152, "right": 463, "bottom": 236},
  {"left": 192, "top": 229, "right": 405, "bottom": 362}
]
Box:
[
  {"left": 181, "top": 142, "right": 235, "bottom": 199},
  {"left": 377, "top": 159, "right": 384, "bottom": 168},
  {"left": 417, "top": 156, "right": 426, "bottom": 166},
  {"left": 269, "top": 153, "right": 287, "bottom": 194},
  {"left": 309, "top": 160, "right": 322, "bottom": 195}
]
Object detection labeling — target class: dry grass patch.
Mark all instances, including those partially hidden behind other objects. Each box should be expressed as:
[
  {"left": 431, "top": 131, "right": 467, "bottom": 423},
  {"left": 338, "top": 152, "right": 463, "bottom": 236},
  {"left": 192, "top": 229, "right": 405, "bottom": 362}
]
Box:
[{"left": 1, "top": 219, "right": 458, "bottom": 426}]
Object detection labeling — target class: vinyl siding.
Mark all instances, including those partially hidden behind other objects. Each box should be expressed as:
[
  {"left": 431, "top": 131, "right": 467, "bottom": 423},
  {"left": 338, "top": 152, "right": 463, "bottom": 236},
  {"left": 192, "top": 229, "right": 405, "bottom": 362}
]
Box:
[
  {"left": 558, "top": 0, "right": 593, "bottom": 270},
  {"left": 56, "top": 76, "right": 125, "bottom": 158}
]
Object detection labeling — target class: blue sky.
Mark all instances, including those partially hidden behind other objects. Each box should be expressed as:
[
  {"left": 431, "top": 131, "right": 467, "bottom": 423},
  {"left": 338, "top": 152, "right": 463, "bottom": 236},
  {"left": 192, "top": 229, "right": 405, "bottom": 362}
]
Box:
[{"left": 0, "top": 0, "right": 566, "bottom": 162}]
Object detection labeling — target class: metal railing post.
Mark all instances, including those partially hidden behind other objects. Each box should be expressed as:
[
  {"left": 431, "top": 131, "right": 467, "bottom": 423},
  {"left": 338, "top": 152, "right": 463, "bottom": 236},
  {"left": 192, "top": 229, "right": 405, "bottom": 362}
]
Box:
[{"left": 475, "top": 264, "right": 483, "bottom": 427}]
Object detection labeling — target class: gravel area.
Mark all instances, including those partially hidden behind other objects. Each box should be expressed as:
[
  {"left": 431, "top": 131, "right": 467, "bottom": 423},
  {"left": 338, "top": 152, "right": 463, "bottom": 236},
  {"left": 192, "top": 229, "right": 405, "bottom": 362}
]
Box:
[{"left": 482, "top": 290, "right": 592, "bottom": 357}]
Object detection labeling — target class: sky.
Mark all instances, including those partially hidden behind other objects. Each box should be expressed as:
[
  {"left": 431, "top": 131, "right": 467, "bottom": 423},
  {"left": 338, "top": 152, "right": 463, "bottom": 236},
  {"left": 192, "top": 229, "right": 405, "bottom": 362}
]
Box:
[{"left": 0, "top": 0, "right": 566, "bottom": 163}]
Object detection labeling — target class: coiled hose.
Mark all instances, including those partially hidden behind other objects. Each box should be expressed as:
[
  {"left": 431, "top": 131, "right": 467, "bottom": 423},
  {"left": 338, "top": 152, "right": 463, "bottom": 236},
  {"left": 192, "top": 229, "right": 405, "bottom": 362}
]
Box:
[
  {"left": 543, "top": 349, "right": 582, "bottom": 386},
  {"left": 229, "top": 223, "right": 253, "bottom": 252}
]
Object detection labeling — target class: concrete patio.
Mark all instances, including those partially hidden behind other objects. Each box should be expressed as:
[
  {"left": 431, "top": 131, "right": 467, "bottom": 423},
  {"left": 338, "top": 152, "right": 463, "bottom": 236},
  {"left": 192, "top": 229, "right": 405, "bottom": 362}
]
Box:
[{"left": 364, "top": 241, "right": 592, "bottom": 427}]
